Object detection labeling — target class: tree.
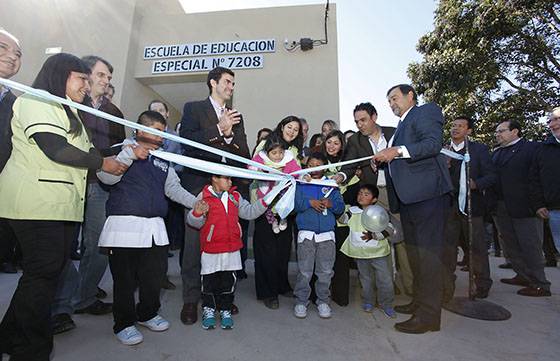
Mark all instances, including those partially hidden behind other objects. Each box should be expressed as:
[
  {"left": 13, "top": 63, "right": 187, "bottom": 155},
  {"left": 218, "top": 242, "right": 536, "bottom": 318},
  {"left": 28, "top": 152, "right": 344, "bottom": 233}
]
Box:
[{"left": 408, "top": 0, "right": 559, "bottom": 145}]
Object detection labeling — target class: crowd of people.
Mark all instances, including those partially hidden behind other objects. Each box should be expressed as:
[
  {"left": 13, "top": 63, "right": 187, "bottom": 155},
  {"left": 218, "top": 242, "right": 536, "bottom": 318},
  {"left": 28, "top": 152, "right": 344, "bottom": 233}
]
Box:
[{"left": 0, "top": 28, "right": 558, "bottom": 361}]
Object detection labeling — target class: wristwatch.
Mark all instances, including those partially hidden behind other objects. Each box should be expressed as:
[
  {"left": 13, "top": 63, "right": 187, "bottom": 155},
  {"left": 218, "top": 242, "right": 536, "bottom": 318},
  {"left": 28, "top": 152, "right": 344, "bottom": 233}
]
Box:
[{"left": 396, "top": 146, "right": 403, "bottom": 157}]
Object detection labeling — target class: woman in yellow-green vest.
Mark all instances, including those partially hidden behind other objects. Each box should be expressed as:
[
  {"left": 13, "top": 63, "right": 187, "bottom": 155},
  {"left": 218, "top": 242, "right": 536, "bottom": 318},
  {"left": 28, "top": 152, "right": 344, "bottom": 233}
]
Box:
[{"left": 0, "top": 53, "right": 126, "bottom": 361}]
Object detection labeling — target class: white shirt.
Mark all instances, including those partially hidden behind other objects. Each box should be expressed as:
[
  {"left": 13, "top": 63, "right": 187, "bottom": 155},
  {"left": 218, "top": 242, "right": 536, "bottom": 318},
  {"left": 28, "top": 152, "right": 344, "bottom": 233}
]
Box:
[
  {"left": 388, "top": 106, "right": 412, "bottom": 158},
  {"left": 98, "top": 216, "right": 169, "bottom": 248},
  {"left": 451, "top": 141, "right": 465, "bottom": 152},
  {"left": 297, "top": 230, "right": 335, "bottom": 244},
  {"left": 502, "top": 138, "right": 521, "bottom": 148},
  {"left": 200, "top": 186, "right": 242, "bottom": 275},
  {"left": 368, "top": 131, "right": 388, "bottom": 187},
  {"left": 209, "top": 96, "right": 233, "bottom": 163}
]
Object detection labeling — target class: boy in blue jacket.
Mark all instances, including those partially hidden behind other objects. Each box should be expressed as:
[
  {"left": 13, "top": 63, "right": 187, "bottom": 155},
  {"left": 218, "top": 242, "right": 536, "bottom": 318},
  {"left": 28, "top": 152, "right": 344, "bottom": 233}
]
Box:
[{"left": 293, "top": 152, "right": 345, "bottom": 319}]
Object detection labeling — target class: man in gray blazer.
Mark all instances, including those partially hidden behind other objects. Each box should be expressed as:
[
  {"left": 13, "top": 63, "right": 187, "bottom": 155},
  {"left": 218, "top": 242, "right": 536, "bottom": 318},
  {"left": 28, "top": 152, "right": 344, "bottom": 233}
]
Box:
[{"left": 374, "top": 84, "right": 452, "bottom": 334}]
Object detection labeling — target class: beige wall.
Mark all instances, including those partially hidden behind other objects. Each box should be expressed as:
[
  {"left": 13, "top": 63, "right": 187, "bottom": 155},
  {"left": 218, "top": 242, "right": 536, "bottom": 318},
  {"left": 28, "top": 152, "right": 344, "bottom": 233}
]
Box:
[
  {"left": 131, "top": 3, "right": 339, "bottom": 147},
  {"left": 1, "top": 1, "right": 339, "bottom": 147}
]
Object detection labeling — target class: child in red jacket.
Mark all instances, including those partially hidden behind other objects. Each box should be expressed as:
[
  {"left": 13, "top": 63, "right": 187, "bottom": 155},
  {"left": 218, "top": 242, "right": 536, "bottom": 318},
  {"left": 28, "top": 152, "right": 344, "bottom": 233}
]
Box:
[{"left": 187, "top": 175, "right": 269, "bottom": 330}]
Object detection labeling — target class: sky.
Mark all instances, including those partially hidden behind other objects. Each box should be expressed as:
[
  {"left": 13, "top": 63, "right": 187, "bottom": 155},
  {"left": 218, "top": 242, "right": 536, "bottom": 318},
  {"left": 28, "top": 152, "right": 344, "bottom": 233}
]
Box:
[{"left": 178, "top": 0, "right": 438, "bottom": 130}]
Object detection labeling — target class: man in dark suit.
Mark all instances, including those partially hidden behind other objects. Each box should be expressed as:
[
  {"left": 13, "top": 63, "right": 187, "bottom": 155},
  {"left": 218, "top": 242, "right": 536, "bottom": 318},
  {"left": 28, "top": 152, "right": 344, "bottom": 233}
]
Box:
[
  {"left": 334, "top": 102, "right": 395, "bottom": 189},
  {"left": 0, "top": 29, "right": 21, "bottom": 275},
  {"left": 492, "top": 120, "right": 551, "bottom": 297},
  {"left": 530, "top": 108, "right": 560, "bottom": 267},
  {"left": 333, "top": 103, "right": 413, "bottom": 297},
  {"left": 373, "top": 84, "right": 453, "bottom": 334},
  {"left": 442, "top": 116, "right": 496, "bottom": 301},
  {"left": 179, "top": 67, "right": 250, "bottom": 325}
]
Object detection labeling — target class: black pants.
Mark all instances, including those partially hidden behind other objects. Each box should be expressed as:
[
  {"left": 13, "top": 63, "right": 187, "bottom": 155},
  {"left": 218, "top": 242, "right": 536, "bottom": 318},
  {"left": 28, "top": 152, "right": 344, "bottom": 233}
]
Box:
[
  {"left": 253, "top": 215, "right": 293, "bottom": 300},
  {"left": 108, "top": 244, "right": 167, "bottom": 334},
  {"left": 0, "top": 218, "right": 19, "bottom": 266},
  {"left": 0, "top": 220, "right": 75, "bottom": 361},
  {"left": 443, "top": 204, "right": 492, "bottom": 297},
  {"left": 201, "top": 271, "right": 237, "bottom": 311},
  {"left": 330, "top": 226, "right": 351, "bottom": 306},
  {"left": 400, "top": 195, "right": 448, "bottom": 325}
]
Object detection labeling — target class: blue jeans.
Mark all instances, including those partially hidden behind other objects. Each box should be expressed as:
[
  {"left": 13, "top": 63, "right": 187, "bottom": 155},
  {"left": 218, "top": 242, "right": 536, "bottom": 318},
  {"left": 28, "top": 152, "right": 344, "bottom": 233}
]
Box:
[
  {"left": 549, "top": 210, "right": 560, "bottom": 253},
  {"left": 73, "top": 183, "right": 110, "bottom": 309},
  {"left": 52, "top": 260, "right": 79, "bottom": 316},
  {"left": 356, "top": 256, "right": 394, "bottom": 308}
]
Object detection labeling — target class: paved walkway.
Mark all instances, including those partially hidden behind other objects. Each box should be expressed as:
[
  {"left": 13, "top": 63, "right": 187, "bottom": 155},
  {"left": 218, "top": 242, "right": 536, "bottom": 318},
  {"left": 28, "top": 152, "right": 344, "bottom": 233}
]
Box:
[{"left": 1, "top": 255, "right": 559, "bottom": 361}]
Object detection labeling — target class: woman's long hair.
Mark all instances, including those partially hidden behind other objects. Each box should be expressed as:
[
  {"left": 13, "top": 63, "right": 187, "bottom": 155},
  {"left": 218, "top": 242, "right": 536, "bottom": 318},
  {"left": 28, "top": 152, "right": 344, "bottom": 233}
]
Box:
[
  {"left": 321, "top": 130, "right": 346, "bottom": 163},
  {"left": 31, "top": 53, "right": 91, "bottom": 137},
  {"left": 273, "top": 115, "right": 304, "bottom": 155}
]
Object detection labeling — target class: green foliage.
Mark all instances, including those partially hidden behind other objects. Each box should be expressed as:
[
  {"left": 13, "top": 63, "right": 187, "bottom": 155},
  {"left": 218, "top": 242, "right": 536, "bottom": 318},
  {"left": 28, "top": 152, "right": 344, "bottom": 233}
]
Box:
[{"left": 409, "top": 0, "right": 559, "bottom": 146}]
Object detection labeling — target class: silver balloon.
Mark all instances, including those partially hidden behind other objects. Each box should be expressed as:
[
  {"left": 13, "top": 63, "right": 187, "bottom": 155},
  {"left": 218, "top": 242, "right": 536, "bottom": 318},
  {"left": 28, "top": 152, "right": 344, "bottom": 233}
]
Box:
[{"left": 361, "top": 205, "right": 389, "bottom": 233}]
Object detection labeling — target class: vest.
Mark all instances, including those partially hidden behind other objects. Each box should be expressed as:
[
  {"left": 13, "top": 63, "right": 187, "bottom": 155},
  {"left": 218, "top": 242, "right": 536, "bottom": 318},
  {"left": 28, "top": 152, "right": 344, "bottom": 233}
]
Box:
[
  {"left": 106, "top": 155, "right": 169, "bottom": 218},
  {"left": 199, "top": 185, "right": 243, "bottom": 254},
  {"left": 340, "top": 207, "right": 391, "bottom": 259}
]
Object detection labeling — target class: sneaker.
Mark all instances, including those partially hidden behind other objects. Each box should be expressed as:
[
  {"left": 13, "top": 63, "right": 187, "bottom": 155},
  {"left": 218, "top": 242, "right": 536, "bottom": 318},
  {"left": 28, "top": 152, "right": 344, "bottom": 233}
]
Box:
[
  {"left": 381, "top": 306, "right": 397, "bottom": 319},
  {"left": 317, "top": 303, "right": 332, "bottom": 319},
  {"left": 278, "top": 218, "right": 288, "bottom": 231},
  {"left": 138, "top": 315, "right": 170, "bottom": 332},
  {"left": 116, "top": 326, "right": 143, "bottom": 346},
  {"left": 272, "top": 220, "right": 280, "bottom": 234},
  {"left": 201, "top": 307, "right": 216, "bottom": 330},
  {"left": 362, "top": 303, "right": 374, "bottom": 313},
  {"left": 294, "top": 304, "right": 307, "bottom": 318},
  {"left": 219, "top": 310, "right": 234, "bottom": 329}
]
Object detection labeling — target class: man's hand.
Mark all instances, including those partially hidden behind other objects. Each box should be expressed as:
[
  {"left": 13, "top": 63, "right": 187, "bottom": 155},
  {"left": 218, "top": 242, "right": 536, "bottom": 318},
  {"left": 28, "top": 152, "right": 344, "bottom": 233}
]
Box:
[
  {"left": 469, "top": 178, "right": 477, "bottom": 190},
  {"left": 218, "top": 109, "right": 241, "bottom": 137},
  {"left": 321, "top": 199, "right": 332, "bottom": 209},
  {"left": 102, "top": 157, "right": 128, "bottom": 175},
  {"left": 310, "top": 199, "right": 325, "bottom": 212},
  {"left": 131, "top": 144, "right": 150, "bottom": 160},
  {"left": 373, "top": 146, "right": 401, "bottom": 164},
  {"left": 194, "top": 200, "right": 209, "bottom": 216},
  {"left": 303, "top": 174, "right": 312, "bottom": 182},
  {"left": 536, "top": 207, "right": 549, "bottom": 219}
]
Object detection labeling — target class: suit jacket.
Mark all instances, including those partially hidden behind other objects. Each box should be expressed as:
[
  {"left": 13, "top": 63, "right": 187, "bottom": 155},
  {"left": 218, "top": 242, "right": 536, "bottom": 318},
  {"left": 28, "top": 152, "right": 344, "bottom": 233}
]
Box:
[
  {"left": 386, "top": 103, "right": 453, "bottom": 213},
  {"left": 0, "top": 90, "right": 16, "bottom": 173},
  {"left": 179, "top": 97, "right": 250, "bottom": 195},
  {"left": 529, "top": 135, "right": 560, "bottom": 211},
  {"left": 340, "top": 126, "right": 396, "bottom": 186},
  {"left": 448, "top": 141, "right": 496, "bottom": 217},
  {"left": 491, "top": 139, "right": 540, "bottom": 218}
]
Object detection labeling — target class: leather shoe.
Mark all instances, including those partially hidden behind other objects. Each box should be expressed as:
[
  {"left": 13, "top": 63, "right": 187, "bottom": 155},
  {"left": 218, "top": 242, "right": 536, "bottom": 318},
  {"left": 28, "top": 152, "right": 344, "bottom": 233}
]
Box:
[
  {"left": 162, "top": 277, "right": 176, "bottom": 290},
  {"left": 263, "top": 297, "right": 279, "bottom": 309},
  {"left": 395, "top": 316, "right": 440, "bottom": 334},
  {"left": 180, "top": 303, "right": 198, "bottom": 325},
  {"left": 517, "top": 287, "right": 551, "bottom": 297},
  {"left": 474, "top": 288, "right": 489, "bottom": 299},
  {"left": 74, "top": 300, "right": 112, "bottom": 315},
  {"left": 500, "top": 275, "right": 529, "bottom": 287},
  {"left": 52, "top": 313, "right": 76, "bottom": 335},
  {"left": 394, "top": 302, "right": 418, "bottom": 315},
  {"left": 231, "top": 304, "right": 239, "bottom": 315},
  {"left": 96, "top": 287, "right": 107, "bottom": 299},
  {"left": 498, "top": 262, "right": 512, "bottom": 269}
]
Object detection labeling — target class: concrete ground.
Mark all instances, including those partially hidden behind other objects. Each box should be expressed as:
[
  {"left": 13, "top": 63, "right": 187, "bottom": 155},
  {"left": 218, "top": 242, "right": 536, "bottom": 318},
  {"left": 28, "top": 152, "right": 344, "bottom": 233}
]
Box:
[{"left": 1, "top": 254, "right": 559, "bottom": 361}]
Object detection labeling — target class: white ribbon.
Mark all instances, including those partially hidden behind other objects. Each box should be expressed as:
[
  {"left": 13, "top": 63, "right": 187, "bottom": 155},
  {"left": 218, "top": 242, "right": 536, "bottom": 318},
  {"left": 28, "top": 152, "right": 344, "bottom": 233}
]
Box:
[{"left": 440, "top": 148, "right": 470, "bottom": 215}]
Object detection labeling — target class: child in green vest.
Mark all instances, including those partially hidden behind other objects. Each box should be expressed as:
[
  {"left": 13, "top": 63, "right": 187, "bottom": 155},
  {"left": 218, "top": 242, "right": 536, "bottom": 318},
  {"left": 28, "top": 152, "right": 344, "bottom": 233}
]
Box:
[{"left": 339, "top": 184, "right": 397, "bottom": 318}]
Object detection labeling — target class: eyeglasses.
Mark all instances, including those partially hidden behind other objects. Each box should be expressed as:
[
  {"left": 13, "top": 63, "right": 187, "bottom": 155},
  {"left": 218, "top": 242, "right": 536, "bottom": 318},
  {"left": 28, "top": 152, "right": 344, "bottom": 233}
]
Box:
[{"left": 495, "top": 129, "right": 510, "bottom": 134}]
